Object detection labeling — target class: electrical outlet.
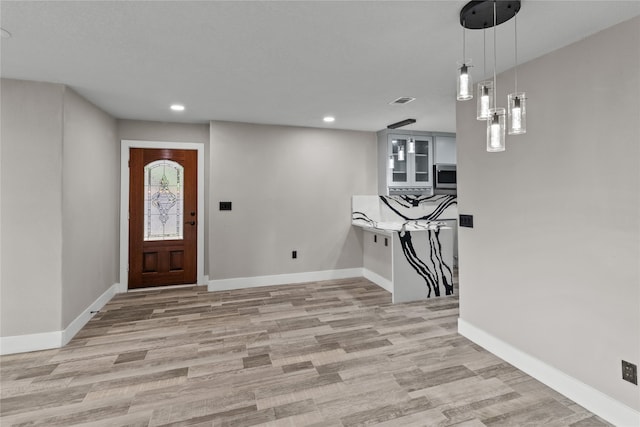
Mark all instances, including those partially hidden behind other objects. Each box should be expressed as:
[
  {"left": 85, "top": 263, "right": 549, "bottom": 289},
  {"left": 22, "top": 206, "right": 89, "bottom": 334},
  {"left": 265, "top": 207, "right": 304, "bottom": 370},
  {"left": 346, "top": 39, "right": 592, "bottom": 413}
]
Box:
[
  {"left": 622, "top": 360, "right": 637, "bottom": 385},
  {"left": 292, "top": 250, "right": 297, "bottom": 259}
]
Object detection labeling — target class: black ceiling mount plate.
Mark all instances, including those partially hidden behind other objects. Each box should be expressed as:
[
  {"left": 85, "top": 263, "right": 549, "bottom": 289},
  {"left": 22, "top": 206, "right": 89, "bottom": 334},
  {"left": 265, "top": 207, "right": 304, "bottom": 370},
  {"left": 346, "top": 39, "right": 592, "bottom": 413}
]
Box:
[{"left": 460, "top": 0, "right": 521, "bottom": 29}]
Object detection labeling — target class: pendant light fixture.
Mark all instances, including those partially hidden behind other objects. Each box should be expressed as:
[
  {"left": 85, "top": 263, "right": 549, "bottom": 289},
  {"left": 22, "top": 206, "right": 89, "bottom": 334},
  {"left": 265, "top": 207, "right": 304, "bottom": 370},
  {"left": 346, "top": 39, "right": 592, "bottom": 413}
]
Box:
[
  {"left": 508, "top": 13, "right": 526, "bottom": 134},
  {"left": 486, "top": 1, "right": 505, "bottom": 152},
  {"left": 487, "top": 108, "right": 506, "bottom": 152},
  {"left": 456, "top": 19, "right": 473, "bottom": 101},
  {"left": 408, "top": 134, "right": 415, "bottom": 154},
  {"left": 477, "top": 81, "right": 493, "bottom": 120},
  {"left": 388, "top": 155, "right": 394, "bottom": 169},
  {"left": 477, "top": 29, "right": 493, "bottom": 120},
  {"left": 458, "top": 0, "right": 522, "bottom": 153}
]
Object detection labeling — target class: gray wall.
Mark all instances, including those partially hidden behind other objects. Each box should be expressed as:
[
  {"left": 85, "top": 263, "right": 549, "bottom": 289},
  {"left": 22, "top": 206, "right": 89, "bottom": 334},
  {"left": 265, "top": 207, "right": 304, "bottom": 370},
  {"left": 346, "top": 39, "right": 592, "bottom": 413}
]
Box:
[
  {"left": 209, "top": 121, "right": 377, "bottom": 280},
  {"left": 1, "top": 79, "right": 119, "bottom": 337},
  {"left": 456, "top": 16, "right": 639, "bottom": 411},
  {"left": 363, "top": 230, "right": 392, "bottom": 281},
  {"left": 117, "top": 119, "right": 210, "bottom": 276},
  {"left": 61, "top": 88, "right": 118, "bottom": 327},
  {"left": 1, "top": 79, "right": 65, "bottom": 335}
]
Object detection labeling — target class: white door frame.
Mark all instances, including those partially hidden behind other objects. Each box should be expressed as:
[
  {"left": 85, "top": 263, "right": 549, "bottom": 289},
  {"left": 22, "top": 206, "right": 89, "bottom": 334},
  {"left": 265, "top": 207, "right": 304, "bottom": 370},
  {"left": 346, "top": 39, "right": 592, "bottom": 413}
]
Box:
[{"left": 119, "top": 140, "right": 205, "bottom": 291}]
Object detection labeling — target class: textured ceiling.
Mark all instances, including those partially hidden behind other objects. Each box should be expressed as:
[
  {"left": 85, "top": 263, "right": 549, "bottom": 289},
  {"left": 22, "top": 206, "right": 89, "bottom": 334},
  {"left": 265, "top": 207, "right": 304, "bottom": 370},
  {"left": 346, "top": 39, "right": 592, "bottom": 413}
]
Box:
[{"left": 1, "top": 1, "right": 639, "bottom": 132}]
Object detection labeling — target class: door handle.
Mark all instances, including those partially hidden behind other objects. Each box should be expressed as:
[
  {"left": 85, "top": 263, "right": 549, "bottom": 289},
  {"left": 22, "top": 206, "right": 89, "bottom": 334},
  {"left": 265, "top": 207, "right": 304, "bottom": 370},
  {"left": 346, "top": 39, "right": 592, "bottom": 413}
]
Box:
[{"left": 185, "top": 221, "right": 196, "bottom": 226}]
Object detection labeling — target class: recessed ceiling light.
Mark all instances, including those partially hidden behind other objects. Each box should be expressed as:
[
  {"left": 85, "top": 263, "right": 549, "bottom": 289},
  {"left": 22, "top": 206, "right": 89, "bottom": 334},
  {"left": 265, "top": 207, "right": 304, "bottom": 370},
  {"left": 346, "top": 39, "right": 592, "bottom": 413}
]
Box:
[
  {"left": 0, "top": 27, "right": 11, "bottom": 39},
  {"left": 170, "top": 104, "right": 185, "bottom": 112},
  {"left": 323, "top": 116, "right": 335, "bottom": 123}
]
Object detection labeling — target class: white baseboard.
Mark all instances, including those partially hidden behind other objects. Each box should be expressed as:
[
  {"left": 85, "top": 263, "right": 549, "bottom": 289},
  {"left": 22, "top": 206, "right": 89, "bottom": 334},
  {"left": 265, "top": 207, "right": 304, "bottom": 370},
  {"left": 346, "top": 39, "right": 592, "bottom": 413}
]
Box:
[
  {"left": 61, "top": 283, "right": 121, "bottom": 346},
  {"left": 0, "top": 331, "right": 62, "bottom": 355},
  {"left": 458, "top": 318, "right": 640, "bottom": 427},
  {"left": 208, "top": 268, "right": 364, "bottom": 292},
  {"left": 0, "top": 283, "right": 122, "bottom": 356},
  {"left": 363, "top": 268, "right": 393, "bottom": 293}
]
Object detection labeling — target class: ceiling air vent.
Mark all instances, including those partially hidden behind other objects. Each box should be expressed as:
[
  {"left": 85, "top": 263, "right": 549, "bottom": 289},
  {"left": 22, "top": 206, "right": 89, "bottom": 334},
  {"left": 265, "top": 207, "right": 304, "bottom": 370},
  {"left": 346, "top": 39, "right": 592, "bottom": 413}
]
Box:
[{"left": 390, "top": 97, "right": 416, "bottom": 105}]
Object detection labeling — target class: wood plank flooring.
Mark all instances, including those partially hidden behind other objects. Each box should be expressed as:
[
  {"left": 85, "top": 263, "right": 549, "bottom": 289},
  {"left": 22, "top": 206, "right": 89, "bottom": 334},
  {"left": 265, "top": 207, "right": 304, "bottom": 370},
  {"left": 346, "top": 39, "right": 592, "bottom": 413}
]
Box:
[{"left": 1, "top": 277, "right": 610, "bottom": 426}]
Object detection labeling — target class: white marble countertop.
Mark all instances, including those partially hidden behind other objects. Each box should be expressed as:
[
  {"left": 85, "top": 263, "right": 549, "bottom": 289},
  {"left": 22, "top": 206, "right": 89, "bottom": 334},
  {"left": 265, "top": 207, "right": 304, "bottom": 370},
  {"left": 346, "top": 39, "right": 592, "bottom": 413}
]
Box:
[{"left": 352, "top": 219, "right": 449, "bottom": 233}]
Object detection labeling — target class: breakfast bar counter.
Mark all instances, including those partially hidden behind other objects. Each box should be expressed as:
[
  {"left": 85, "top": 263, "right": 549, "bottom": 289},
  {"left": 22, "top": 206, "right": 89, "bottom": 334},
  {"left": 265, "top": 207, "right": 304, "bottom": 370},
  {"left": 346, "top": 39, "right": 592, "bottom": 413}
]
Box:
[{"left": 352, "top": 195, "right": 457, "bottom": 303}]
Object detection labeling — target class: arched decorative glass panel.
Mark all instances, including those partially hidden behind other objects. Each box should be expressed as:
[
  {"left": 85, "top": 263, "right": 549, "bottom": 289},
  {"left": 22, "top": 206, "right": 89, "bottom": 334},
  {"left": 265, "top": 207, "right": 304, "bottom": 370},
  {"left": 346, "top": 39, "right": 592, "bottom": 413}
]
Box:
[{"left": 144, "top": 160, "right": 184, "bottom": 241}]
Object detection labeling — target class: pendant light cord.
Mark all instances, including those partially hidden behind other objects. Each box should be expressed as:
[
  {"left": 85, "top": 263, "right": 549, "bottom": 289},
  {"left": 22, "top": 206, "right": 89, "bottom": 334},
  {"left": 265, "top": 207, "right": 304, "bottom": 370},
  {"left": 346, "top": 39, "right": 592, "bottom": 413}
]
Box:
[
  {"left": 483, "top": 27, "right": 486, "bottom": 78},
  {"left": 514, "top": 13, "right": 518, "bottom": 94},
  {"left": 462, "top": 19, "right": 466, "bottom": 61},
  {"left": 493, "top": 1, "right": 497, "bottom": 110}
]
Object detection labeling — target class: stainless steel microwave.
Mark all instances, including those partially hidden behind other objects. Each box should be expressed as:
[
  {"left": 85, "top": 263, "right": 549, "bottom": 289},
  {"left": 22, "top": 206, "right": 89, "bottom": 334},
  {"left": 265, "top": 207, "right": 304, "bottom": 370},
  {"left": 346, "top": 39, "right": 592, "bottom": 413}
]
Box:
[{"left": 434, "top": 164, "right": 457, "bottom": 190}]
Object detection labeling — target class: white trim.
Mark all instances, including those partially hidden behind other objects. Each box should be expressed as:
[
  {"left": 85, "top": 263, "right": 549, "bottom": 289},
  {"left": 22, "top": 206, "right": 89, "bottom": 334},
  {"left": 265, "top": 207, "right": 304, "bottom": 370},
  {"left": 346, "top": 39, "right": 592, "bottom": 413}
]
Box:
[
  {"left": 208, "top": 268, "right": 363, "bottom": 292},
  {"left": 120, "top": 140, "right": 205, "bottom": 290},
  {"left": 128, "top": 283, "right": 200, "bottom": 292},
  {"left": 115, "top": 282, "right": 127, "bottom": 293},
  {"left": 0, "top": 331, "right": 62, "bottom": 355},
  {"left": 458, "top": 318, "right": 640, "bottom": 427},
  {"left": 363, "top": 268, "right": 393, "bottom": 293},
  {"left": 61, "top": 283, "right": 121, "bottom": 346},
  {"left": 0, "top": 282, "right": 122, "bottom": 355}
]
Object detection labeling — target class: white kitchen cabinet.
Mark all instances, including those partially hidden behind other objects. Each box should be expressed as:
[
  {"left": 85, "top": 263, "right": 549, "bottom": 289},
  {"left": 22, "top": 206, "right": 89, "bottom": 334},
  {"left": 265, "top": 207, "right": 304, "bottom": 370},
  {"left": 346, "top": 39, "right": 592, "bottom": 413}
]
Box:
[
  {"left": 377, "top": 130, "right": 434, "bottom": 194},
  {"left": 434, "top": 135, "right": 456, "bottom": 164}
]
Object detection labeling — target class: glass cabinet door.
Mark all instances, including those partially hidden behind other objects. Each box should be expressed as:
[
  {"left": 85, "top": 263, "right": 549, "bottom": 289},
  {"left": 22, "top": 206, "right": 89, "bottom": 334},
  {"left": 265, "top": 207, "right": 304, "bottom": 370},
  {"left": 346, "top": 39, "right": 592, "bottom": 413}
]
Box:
[
  {"left": 390, "top": 138, "right": 408, "bottom": 184},
  {"left": 387, "top": 133, "right": 433, "bottom": 190},
  {"left": 413, "top": 138, "right": 430, "bottom": 182}
]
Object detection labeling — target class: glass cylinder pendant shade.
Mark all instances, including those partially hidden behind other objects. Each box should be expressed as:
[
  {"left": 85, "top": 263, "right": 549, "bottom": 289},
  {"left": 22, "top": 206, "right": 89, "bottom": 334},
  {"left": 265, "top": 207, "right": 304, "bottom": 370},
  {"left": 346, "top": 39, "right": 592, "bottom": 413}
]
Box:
[
  {"left": 508, "top": 92, "right": 526, "bottom": 135},
  {"left": 398, "top": 146, "right": 405, "bottom": 161},
  {"left": 407, "top": 138, "right": 415, "bottom": 154},
  {"left": 486, "top": 108, "right": 506, "bottom": 152},
  {"left": 388, "top": 155, "right": 394, "bottom": 169},
  {"left": 476, "top": 81, "right": 493, "bottom": 120},
  {"left": 457, "top": 61, "right": 473, "bottom": 101}
]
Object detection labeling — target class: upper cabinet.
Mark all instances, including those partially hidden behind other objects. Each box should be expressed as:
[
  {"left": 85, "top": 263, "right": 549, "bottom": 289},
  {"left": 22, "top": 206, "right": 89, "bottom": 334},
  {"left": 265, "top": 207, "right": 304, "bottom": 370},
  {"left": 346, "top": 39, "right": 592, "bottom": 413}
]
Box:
[
  {"left": 434, "top": 135, "right": 456, "bottom": 164},
  {"left": 378, "top": 130, "right": 433, "bottom": 195},
  {"left": 388, "top": 135, "right": 432, "bottom": 186},
  {"left": 377, "top": 130, "right": 455, "bottom": 195}
]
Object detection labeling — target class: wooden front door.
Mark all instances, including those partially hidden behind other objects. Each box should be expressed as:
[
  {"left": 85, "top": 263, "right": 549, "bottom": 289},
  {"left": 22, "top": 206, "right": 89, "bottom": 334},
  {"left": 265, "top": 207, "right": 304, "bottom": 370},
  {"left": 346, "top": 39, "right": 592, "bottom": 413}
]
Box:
[{"left": 128, "top": 148, "right": 197, "bottom": 289}]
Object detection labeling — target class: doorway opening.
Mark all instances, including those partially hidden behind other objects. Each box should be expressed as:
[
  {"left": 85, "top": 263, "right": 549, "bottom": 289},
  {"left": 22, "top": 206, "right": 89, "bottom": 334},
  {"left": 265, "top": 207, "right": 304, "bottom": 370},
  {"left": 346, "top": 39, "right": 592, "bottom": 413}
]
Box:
[{"left": 120, "top": 140, "right": 205, "bottom": 290}]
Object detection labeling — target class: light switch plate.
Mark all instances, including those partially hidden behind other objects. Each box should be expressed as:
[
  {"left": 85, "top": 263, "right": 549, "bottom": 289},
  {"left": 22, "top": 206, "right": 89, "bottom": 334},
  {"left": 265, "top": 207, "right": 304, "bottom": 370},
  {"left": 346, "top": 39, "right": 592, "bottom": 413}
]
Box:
[{"left": 459, "top": 214, "right": 474, "bottom": 228}]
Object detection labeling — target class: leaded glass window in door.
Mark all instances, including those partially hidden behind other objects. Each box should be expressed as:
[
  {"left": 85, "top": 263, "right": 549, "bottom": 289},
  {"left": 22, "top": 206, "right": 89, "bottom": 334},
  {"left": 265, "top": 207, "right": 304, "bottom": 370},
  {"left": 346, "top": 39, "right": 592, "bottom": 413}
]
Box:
[{"left": 144, "top": 160, "right": 184, "bottom": 241}]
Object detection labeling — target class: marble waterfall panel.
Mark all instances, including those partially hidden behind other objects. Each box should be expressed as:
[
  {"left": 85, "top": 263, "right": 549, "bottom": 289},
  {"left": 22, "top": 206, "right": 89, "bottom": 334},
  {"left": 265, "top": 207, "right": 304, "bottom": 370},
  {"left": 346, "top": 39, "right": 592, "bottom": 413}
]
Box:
[
  {"left": 395, "top": 227, "right": 454, "bottom": 299},
  {"left": 353, "top": 195, "right": 458, "bottom": 299}
]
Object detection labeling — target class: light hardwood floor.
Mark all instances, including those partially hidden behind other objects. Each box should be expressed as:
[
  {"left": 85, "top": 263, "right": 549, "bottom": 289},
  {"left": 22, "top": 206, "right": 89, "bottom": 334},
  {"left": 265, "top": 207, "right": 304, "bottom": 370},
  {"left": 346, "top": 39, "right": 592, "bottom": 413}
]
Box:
[{"left": 1, "top": 277, "right": 610, "bottom": 426}]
